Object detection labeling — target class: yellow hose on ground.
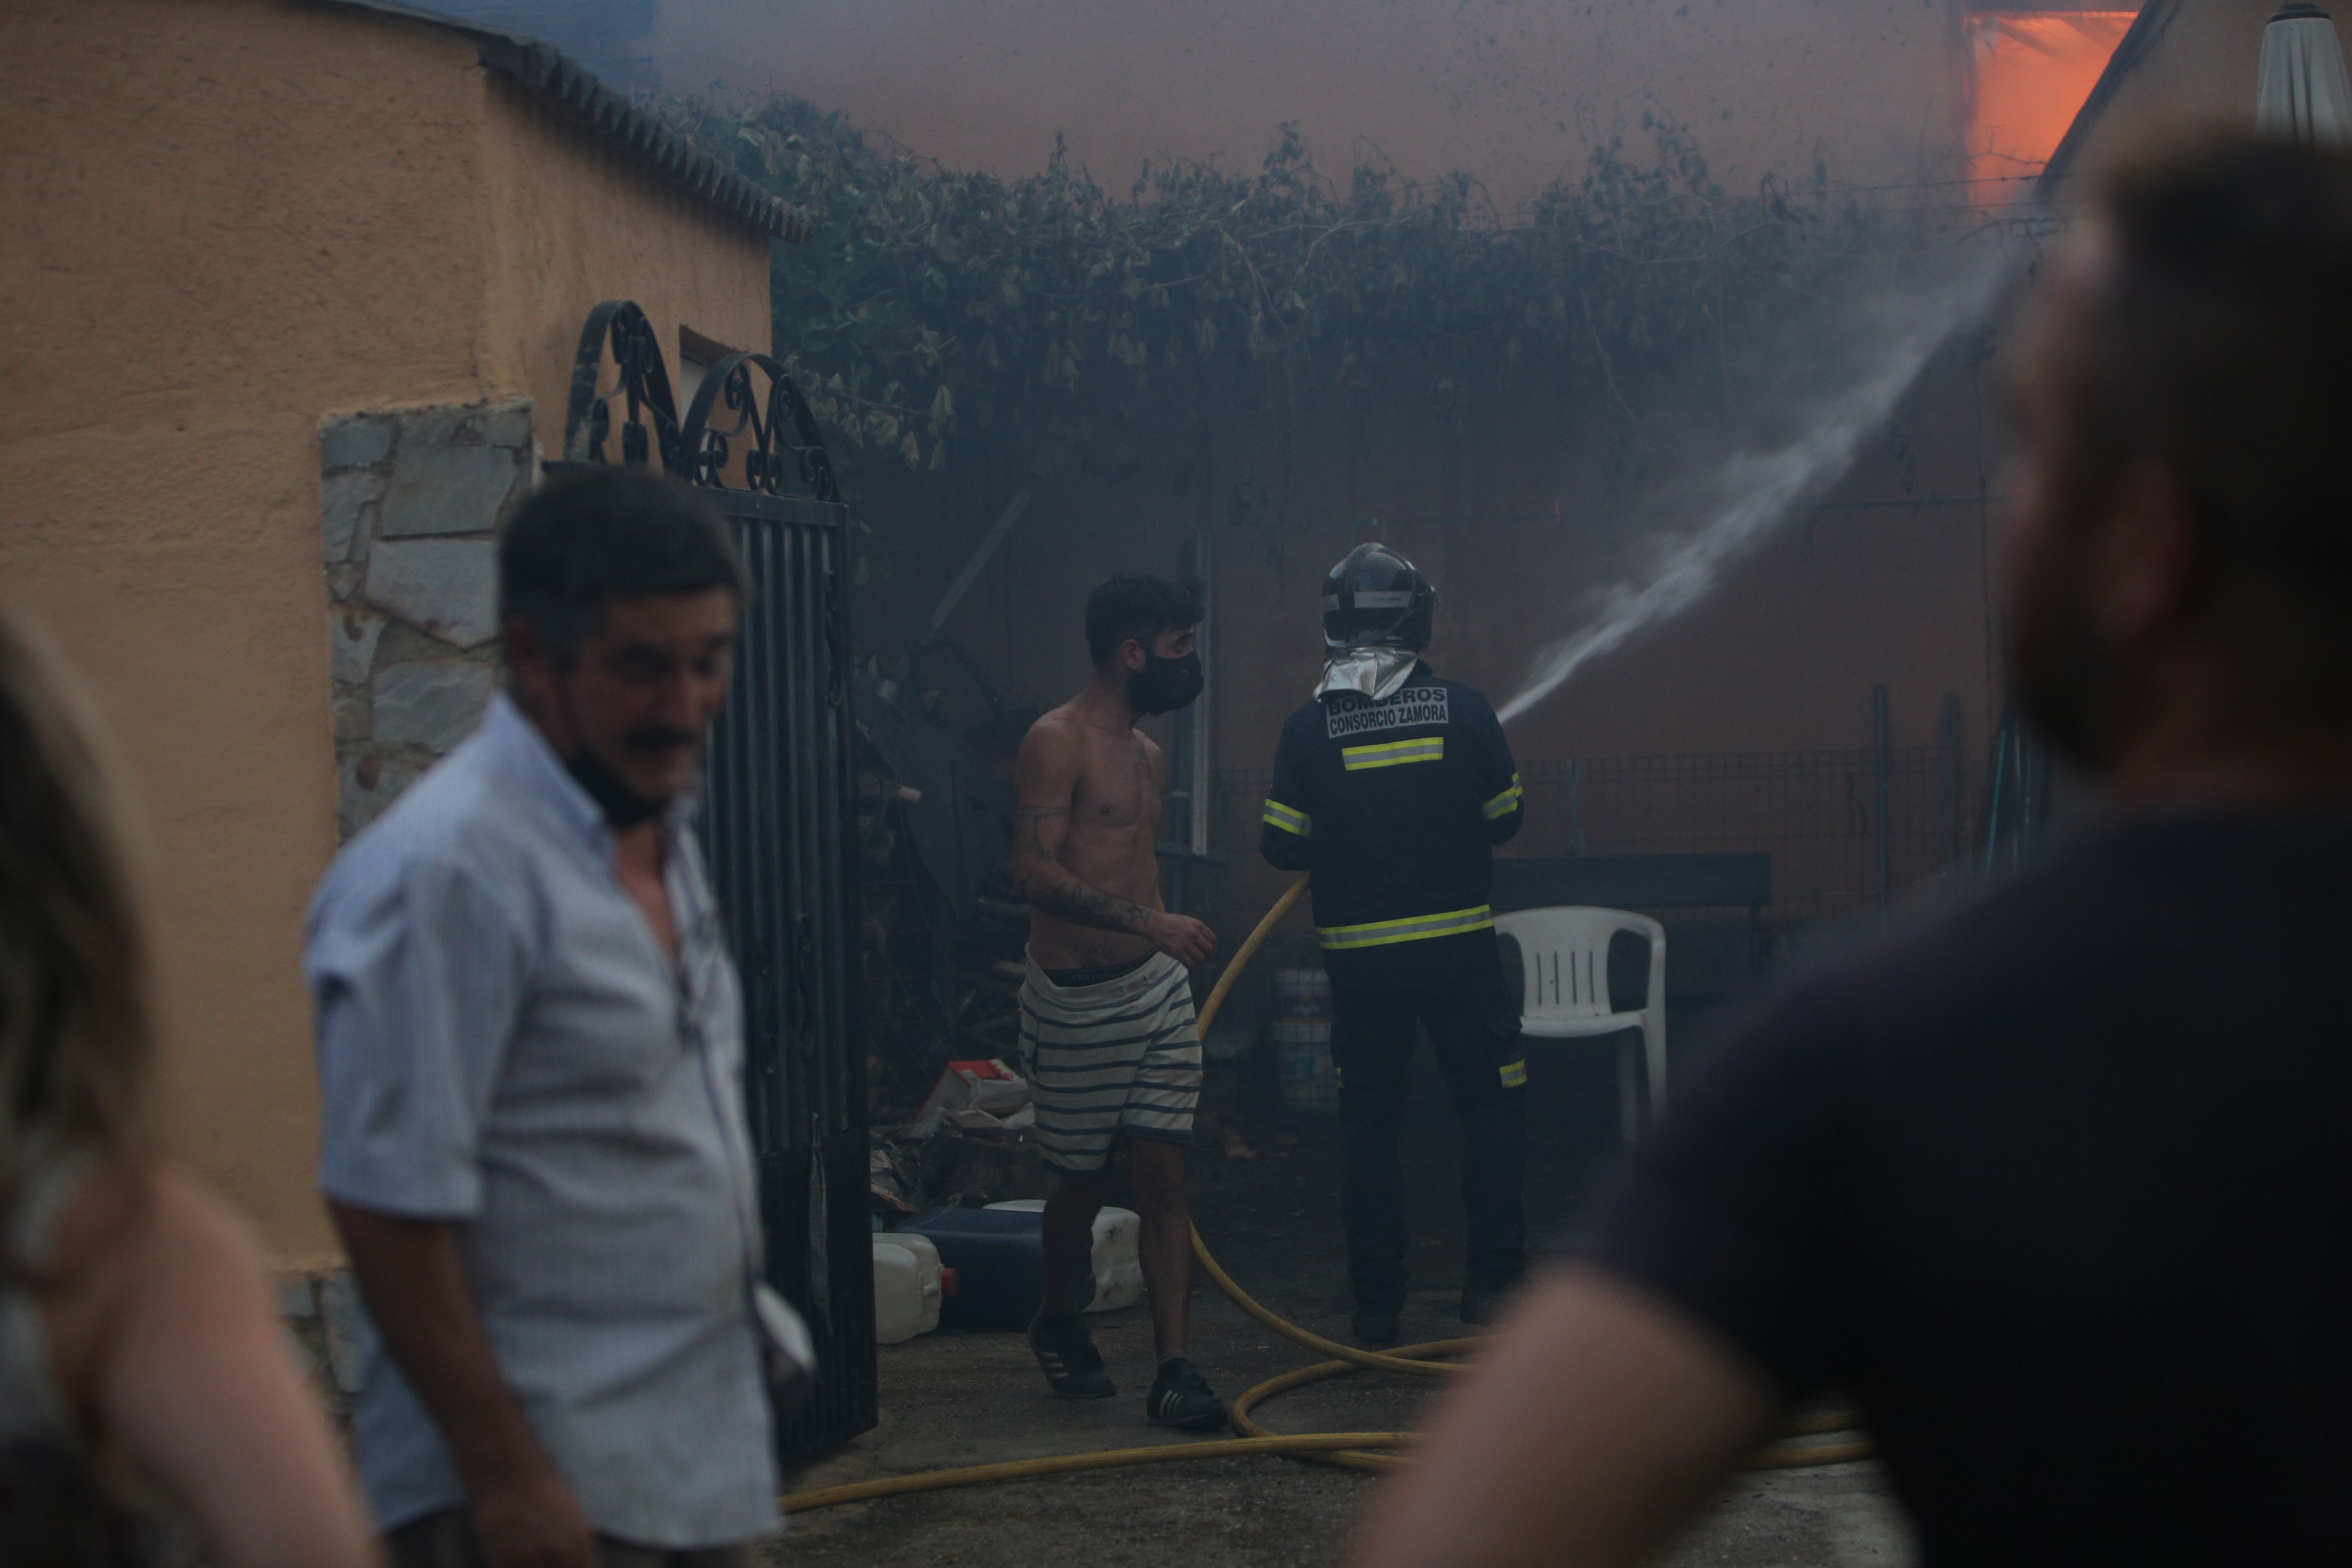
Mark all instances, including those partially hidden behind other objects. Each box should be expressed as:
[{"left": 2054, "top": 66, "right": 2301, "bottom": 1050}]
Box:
[{"left": 784, "top": 875, "right": 1869, "bottom": 1513}]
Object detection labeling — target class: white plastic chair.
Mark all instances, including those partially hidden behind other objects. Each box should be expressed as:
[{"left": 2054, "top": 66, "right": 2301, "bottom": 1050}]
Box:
[{"left": 1494, "top": 906, "right": 1666, "bottom": 1142}]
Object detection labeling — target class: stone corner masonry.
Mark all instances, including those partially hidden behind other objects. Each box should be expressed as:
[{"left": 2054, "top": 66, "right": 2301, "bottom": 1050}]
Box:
[{"left": 320, "top": 400, "right": 531, "bottom": 839}]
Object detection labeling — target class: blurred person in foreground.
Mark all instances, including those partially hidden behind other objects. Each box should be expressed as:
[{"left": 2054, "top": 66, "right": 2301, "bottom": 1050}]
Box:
[
  {"left": 308, "top": 469, "right": 808, "bottom": 1568},
  {"left": 1352, "top": 134, "right": 2352, "bottom": 1568},
  {"left": 0, "top": 615, "right": 374, "bottom": 1567}
]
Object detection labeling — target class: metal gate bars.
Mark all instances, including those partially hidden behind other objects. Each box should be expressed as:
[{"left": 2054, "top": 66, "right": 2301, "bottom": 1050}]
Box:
[{"left": 558, "top": 301, "right": 875, "bottom": 1459}]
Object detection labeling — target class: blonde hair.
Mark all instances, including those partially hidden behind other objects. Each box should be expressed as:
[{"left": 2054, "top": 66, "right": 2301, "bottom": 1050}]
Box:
[{"left": 0, "top": 614, "right": 153, "bottom": 1232}]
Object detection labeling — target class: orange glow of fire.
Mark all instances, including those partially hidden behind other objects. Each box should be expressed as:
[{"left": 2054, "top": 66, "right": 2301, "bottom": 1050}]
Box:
[{"left": 1968, "top": 12, "right": 2137, "bottom": 204}]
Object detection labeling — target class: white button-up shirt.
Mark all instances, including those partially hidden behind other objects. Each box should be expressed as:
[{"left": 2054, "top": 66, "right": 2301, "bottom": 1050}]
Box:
[{"left": 306, "top": 693, "right": 778, "bottom": 1548}]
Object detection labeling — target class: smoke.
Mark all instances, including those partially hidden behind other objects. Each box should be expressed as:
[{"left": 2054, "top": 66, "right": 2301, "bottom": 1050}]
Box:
[{"left": 1496, "top": 238, "right": 2021, "bottom": 725}]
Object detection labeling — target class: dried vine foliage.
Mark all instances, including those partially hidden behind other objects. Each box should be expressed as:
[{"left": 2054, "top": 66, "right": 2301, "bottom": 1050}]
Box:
[{"left": 662, "top": 94, "right": 1983, "bottom": 483}]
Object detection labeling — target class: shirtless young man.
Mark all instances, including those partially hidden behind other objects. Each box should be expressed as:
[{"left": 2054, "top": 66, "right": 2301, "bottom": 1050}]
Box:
[{"left": 1011, "top": 573, "right": 1228, "bottom": 1431}]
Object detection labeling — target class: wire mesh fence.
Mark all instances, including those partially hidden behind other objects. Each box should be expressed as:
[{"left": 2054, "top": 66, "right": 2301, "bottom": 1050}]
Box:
[
  {"left": 1513, "top": 748, "right": 1974, "bottom": 923},
  {"left": 1188, "top": 743, "right": 1981, "bottom": 943}
]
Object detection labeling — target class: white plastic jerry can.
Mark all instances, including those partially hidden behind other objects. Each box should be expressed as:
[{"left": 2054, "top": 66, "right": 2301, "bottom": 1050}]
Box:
[
  {"left": 873, "top": 1234, "right": 945, "bottom": 1344},
  {"left": 1085, "top": 1207, "right": 1144, "bottom": 1313},
  {"left": 983, "top": 1200, "right": 1145, "bottom": 1314}
]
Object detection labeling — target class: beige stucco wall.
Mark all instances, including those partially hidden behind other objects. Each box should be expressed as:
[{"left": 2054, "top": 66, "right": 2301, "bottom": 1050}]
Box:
[
  {"left": 659, "top": 0, "right": 1972, "bottom": 204},
  {"left": 0, "top": 0, "right": 773, "bottom": 1262},
  {"left": 480, "top": 78, "right": 775, "bottom": 448}
]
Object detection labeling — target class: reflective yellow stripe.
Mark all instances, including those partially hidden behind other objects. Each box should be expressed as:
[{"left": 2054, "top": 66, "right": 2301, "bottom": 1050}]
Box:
[
  {"left": 1316, "top": 904, "right": 1494, "bottom": 949},
  {"left": 1342, "top": 737, "right": 1445, "bottom": 771},
  {"left": 1498, "top": 1059, "right": 1527, "bottom": 1088},
  {"left": 1482, "top": 774, "right": 1524, "bottom": 820},
  {"left": 1261, "top": 798, "right": 1311, "bottom": 836}
]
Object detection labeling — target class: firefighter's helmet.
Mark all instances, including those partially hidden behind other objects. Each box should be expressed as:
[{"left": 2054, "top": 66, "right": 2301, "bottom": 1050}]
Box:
[{"left": 1320, "top": 543, "right": 1436, "bottom": 651}]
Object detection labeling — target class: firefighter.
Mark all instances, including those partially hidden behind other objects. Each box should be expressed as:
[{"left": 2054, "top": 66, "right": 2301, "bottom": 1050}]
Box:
[{"left": 1260, "top": 543, "right": 1528, "bottom": 1346}]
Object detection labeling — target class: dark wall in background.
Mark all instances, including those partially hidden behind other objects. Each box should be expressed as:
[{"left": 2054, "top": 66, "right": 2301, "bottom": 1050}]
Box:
[{"left": 847, "top": 328, "right": 2012, "bottom": 949}]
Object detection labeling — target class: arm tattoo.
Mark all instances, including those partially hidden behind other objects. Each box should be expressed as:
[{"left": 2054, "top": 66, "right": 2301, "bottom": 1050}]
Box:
[
  {"left": 1016, "top": 805, "right": 1069, "bottom": 857},
  {"left": 1011, "top": 802, "right": 1153, "bottom": 933},
  {"left": 1019, "top": 877, "right": 1155, "bottom": 934}
]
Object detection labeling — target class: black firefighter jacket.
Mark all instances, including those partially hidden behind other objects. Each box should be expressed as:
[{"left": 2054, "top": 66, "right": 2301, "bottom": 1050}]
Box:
[{"left": 1259, "top": 663, "right": 1524, "bottom": 992}]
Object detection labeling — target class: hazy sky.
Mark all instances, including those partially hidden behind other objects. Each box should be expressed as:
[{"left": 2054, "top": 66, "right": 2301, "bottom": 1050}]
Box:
[{"left": 650, "top": 0, "right": 1975, "bottom": 204}]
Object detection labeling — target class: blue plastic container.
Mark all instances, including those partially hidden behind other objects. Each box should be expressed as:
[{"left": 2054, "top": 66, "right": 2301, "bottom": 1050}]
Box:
[{"left": 896, "top": 1206, "right": 1093, "bottom": 1332}]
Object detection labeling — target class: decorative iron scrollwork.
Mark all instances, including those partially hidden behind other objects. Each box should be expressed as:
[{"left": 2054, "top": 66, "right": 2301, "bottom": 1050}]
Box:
[
  {"left": 680, "top": 352, "right": 843, "bottom": 505},
  {"left": 562, "top": 301, "right": 685, "bottom": 475},
  {"left": 563, "top": 301, "right": 841, "bottom": 507}
]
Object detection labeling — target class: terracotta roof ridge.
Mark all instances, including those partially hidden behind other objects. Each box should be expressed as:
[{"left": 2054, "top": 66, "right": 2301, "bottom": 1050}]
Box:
[{"left": 305, "top": 0, "right": 806, "bottom": 242}]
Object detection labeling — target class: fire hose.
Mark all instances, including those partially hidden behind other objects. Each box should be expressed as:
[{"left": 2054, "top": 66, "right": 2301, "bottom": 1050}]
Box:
[{"left": 782, "top": 876, "right": 1871, "bottom": 1513}]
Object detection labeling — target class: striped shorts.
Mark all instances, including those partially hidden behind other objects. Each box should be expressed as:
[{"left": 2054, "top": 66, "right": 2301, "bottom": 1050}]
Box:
[{"left": 1018, "top": 949, "right": 1203, "bottom": 1175}]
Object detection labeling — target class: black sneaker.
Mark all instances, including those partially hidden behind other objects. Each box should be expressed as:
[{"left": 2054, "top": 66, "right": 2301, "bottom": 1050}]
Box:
[
  {"left": 1028, "top": 1313, "right": 1116, "bottom": 1399},
  {"left": 1352, "top": 1311, "right": 1402, "bottom": 1346},
  {"left": 1146, "top": 1356, "right": 1230, "bottom": 1431}
]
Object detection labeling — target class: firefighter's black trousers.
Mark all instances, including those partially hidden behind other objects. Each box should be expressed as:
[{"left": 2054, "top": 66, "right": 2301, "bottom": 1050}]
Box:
[{"left": 1329, "top": 962, "right": 1528, "bottom": 1315}]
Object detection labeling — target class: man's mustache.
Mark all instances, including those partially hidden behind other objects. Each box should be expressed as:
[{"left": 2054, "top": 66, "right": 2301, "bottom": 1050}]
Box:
[{"left": 621, "top": 723, "right": 699, "bottom": 754}]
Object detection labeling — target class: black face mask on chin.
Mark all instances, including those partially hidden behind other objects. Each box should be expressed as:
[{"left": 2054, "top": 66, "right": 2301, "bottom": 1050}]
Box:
[
  {"left": 565, "top": 744, "right": 669, "bottom": 830},
  {"left": 1126, "top": 650, "right": 1204, "bottom": 716}
]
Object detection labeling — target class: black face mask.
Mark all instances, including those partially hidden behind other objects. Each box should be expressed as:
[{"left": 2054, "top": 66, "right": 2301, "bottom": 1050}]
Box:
[
  {"left": 1126, "top": 650, "right": 1204, "bottom": 716},
  {"left": 566, "top": 744, "right": 670, "bottom": 829}
]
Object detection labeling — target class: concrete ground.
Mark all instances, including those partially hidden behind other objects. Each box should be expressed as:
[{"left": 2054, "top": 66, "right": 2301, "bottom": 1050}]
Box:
[{"left": 769, "top": 1047, "right": 1914, "bottom": 1567}]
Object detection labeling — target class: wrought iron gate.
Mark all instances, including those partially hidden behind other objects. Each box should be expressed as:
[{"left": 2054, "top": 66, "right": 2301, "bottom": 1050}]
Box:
[{"left": 560, "top": 302, "right": 875, "bottom": 1459}]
